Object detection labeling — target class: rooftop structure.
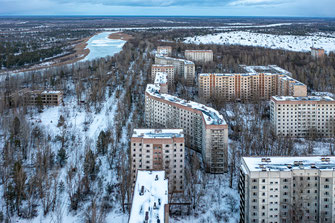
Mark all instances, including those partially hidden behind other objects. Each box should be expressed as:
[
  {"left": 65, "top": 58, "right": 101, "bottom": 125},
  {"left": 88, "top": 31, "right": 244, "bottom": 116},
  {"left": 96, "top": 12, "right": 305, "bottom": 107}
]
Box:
[
  {"left": 272, "top": 95, "right": 335, "bottom": 102},
  {"left": 240, "top": 65, "right": 292, "bottom": 76},
  {"left": 154, "top": 72, "right": 168, "bottom": 94},
  {"left": 129, "top": 170, "right": 169, "bottom": 223}
]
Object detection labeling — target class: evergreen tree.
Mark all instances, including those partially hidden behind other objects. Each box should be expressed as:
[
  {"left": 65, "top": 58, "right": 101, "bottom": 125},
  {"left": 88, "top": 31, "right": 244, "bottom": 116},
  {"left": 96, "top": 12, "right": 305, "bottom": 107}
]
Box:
[{"left": 57, "top": 148, "right": 67, "bottom": 167}]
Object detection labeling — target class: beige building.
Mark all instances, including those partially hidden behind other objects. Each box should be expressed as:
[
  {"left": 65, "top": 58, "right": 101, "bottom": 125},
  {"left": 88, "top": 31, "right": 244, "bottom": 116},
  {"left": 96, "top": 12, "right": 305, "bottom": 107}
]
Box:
[
  {"left": 154, "top": 72, "right": 169, "bottom": 94},
  {"left": 151, "top": 64, "right": 175, "bottom": 87},
  {"left": 239, "top": 156, "right": 335, "bottom": 223},
  {"left": 199, "top": 65, "right": 307, "bottom": 101},
  {"left": 270, "top": 96, "right": 335, "bottom": 138},
  {"left": 129, "top": 170, "right": 169, "bottom": 223},
  {"left": 157, "top": 46, "right": 172, "bottom": 56},
  {"left": 8, "top": 89, "right": 63, "bottom": 107},
  {"left": 185, "top": 50, "right": 213, "bottom": 62},
  {"left": 155, "top": 55, "right": 195, "bottom": 86},
  {"left": 145, "top": 83, "right": 228, "bottom": 173},
  {"left": 311, "top": 47, "right": 325, "bottom": 59},
  {"left": 130, "top": 129, "right": 185, "bottom": 193}
]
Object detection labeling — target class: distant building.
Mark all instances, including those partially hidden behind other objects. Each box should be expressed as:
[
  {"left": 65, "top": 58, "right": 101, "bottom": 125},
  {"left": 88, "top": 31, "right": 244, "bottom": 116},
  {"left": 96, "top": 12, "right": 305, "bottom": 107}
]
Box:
[
  {"left": 311, "top": 47, "right": 325, "bottom": 59},
  {"left": 270, "top": 96, "right": 335, "bottom": 138},
  {"left": 157, "top": 46, "right": 172, "bottom": 56},
  {"left": 155, "top": 55, "right": 195, "bottom": 86},
  {"left": 130, "top": 129, "right": 185, "bottom": 193},
  {"left": 129, "top": 170, "right": 169, "bottom": 223},
  {"left": 145, "top": 83, "right": 228, "bottom": 173},
  {"left": 151, "top": 64, "right": 175, "bottom": 87},
  {"left": 199, "top": 65, "right": 307, "bottom": 101},
  {"left": 8, "top": 89, "right": 63, "bottom": 107},
  {"left": 239, "top": 156, "right": 335, "bottom": 223},
  {"left": 185, "top": 50, "right": 213, "bottom": 62}
]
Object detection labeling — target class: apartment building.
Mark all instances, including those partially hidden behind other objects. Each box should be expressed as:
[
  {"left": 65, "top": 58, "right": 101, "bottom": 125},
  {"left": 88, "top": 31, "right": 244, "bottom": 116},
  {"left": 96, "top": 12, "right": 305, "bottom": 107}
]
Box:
[
  {"left": 199, "top": 65, "right": 307, "bottom": 101},
  {"left": 270, "top": 96, "right": 335, "bottom": 138},
  {"left": 129, "top": 170, "right": 169, "bottom": 223},
  {"left": 151, "top": 64, "right": 175, "bottom": 87},
  {"left": 145, "top": 83, "right": 228, "bottom": 173},
  {"left": 239, "top": 156, "right": 335, "bottom": 223},
  {"left": 311, "top": 47, "right": 325, "bottom": 59},
  {"left": 185, "top": 50, "right": 213, "bottom": 62},
  {"left": 157, "top": 46, "right": 172, "bottom": 56},
  {"left": 130, "top": 129, "right": 185, "bottom": 193},
  {"left": 8, "top": 89, "right": 63, "bottom": 107},
  {"left": 155, "top": 55, "right": 195, "bottom": 86},
  {"left": 154, "top": 72, "right": 169, "bottom": 94}
]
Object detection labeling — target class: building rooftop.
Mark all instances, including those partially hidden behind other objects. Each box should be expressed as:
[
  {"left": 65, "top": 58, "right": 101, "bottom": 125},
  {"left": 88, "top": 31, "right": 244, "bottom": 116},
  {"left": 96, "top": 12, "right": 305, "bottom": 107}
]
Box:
[
  {"left": 241, "top": 65, "right": 292, "bottom": 76},
  {"left": 272, "top": 96, "right": 335, "bottom": 102},
  {"left": 155, "top": 55, "right": 194, "bottom": 65},
  {"left": 152, "top": 64, "right": 175, "bottom": 68},
  {"left": 146, "top": 84, "right": 227, "bottom": 126},
  {"left": 242, "top": 156, "right": 335, "bottom": 172},
  {"left": 154, "top": 72, "right": 168, "bottom": 85},
  {"left": 132, "top": 129, "right": 184, "bottom": 138},
  {"left": 129, "top": 170, "right": 168, "bottom": 223},
  {"left": 185, "top": 50, "right": 213, "bottom": 52}
]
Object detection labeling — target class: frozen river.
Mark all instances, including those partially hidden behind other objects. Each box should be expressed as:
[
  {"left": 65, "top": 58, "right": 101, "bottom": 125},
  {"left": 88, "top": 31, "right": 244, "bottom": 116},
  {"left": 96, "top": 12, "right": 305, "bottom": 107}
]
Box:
[{"left": 81, "top": 32, "right": 126, "bottom": 61}]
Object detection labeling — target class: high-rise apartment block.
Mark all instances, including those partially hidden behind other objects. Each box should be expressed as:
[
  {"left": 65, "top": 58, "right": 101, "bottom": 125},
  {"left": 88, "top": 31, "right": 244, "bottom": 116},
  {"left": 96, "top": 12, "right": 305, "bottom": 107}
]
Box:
[
  {"left": 311, "top": 47, "right": 325, "bottom": 59},
  {"left": 155, "top": 55, "right": 195, "bottom": 86},
  {"left": 157, "top": 46, "right": 172, "bottom": 56},
  {"left": 145, "top": 83, "right": 228, "bottom": 173},
  {"left": 151, "top": 64, "right": 175, "bottom": 87},
  {"left": 199, "top": 65, "right": 307, "bottom": 101},
  {"left": 129, "top": 170, "right": 169, "bottom": 223},
  {"left": 270, "top": 96, "right": 335, "bottom": 137},
  {"left": 154, "top": 72, "right": 169, "bottom": 94},
  {"left": 185, "top": 50, "right": 213, "bottom": 62},
  {"left": 130, "top": 129, "right": 185, "bottom": 193},
  {"left": 239, "top": 156, "right": 335, "bottom": 223}
]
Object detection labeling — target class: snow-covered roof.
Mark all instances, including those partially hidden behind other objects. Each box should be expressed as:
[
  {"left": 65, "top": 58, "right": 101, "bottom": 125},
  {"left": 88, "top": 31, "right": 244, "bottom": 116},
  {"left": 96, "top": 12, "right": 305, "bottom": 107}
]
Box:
[
  {"left": 241, "top": 65, "right": 292, "bottom": 76},
  {"left": 155, "top": 55, "right": 194, "bottom": 65},
  {"left": 146, "top": 84, "right": 226, "bottom": 126},
  {"left": 272, "top": 96, "right": 335, "bottom": 102},
  {"left": 152, "top": 64, "right": 175, "bottom": 68},
  {"left": 185, "top": 50, "right": 213, "bottom": 53},
  {"left": 129, "top": 170, "right": 168, "bottom": 223},
  {"left": 242, "top": 156, "right": 335, "bottom": 172},
  {"left": 132, "top": 129, "right": 184, "bottom": 138},
  {"left": 154, "top": 72, "right": 168, "bottom": 85}
]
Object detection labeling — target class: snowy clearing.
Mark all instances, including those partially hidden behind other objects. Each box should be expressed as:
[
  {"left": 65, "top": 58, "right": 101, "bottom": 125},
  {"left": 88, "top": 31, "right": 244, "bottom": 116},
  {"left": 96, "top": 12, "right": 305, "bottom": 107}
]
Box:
[{"left": 184, "top": 31, "right": 335, "bottom": 53}]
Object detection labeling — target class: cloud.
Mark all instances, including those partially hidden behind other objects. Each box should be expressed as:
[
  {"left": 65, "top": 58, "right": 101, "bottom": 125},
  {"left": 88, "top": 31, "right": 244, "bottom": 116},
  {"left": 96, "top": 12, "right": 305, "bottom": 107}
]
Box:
[{"left": 229, "top": 0, "right": 285, "bottom": 6}]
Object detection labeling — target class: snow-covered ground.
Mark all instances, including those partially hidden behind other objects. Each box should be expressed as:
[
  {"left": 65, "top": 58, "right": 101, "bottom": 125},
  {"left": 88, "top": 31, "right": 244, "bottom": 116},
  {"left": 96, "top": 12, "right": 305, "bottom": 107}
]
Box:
[{"left": 184, "top": 31, "right": 335, "bottom": 53}]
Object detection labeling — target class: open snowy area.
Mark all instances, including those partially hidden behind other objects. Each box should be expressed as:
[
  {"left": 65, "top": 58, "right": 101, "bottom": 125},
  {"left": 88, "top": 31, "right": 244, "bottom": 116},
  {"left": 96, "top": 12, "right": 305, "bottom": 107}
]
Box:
[{"left": 184, "top": 31, "right": 335, "bottom": 53}]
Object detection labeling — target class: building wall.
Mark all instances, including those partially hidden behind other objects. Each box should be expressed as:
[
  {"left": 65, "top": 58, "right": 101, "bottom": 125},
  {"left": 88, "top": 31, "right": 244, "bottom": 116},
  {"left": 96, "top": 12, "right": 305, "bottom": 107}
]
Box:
[
  {"left": 151, "top": 65, "right": 175, "bottom": 87},
  {"left": 199, "top": 73, "right": 307, "bottom": 101},
  {"left": 239, "top": 160, "right": 335, "bottom": 223},
  {"left": 270, "top": 97, "right": 335, "bottom": 138},
  {"left": 130, "top": 135, "right": 185, "bottom": 193},
  {"left": 157, "top": 46, "right": 172, "bottom": 56},
  {"left": 185, "top": 50, "right": 213, "bottom": 62},
  {"left": 145, "top": 92, "right": 229, "bottom": 173}
]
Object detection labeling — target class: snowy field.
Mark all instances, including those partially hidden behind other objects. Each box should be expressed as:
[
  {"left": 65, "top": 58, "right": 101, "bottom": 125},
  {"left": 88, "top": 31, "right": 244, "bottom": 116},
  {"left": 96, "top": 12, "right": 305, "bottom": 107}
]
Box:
[{"left": 184, "top": 31, "right": 335, "bottom": 53}]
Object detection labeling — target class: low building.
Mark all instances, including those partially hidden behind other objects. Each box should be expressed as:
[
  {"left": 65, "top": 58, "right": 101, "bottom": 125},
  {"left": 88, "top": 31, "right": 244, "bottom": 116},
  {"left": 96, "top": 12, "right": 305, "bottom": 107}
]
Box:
[
  {"left": 239, "top": 156, "right": 335, "bottom": 223},
  {"left": 8, "top": 89, "right": 63, "bottom": 107},
  {"left": 311, "top": 47, "right": 325, "bottom": 59},
  {"left": 199, "top": 65, "right": 307, "bottom": 101},
  {"left": 155, "top": 55, "right": 195, "bottom": 86},
  {"left": 151, "top": 64, "right": 175, "bottom": 87},
  {"left": 157, "top": 46, "right": 172, "bottom": 56},
  {"left": 270, "top": 96, "right": 335, "bottom": 138},
  {"left": 130, "top": 129, "right": 185, "bottom": 193},
  {"left": 145, "top": 83, "right": 228, "bottom": 173},
  {"left": 185, "top": 50, "right": 213, "bottom": 62},
  {"left": 129, "top": 170, "right": 169, "bottom": 223}
]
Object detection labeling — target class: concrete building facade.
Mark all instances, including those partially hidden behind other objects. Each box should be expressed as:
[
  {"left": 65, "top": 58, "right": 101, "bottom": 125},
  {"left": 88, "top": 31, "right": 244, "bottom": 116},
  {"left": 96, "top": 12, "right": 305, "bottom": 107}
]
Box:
[
  {"left": 270, "top": 96, "right": 335, "bottom": 138},
  {"left": 8, "top": 89, "right": 63, "bottom": 107},
  {"left": 151, "top": 64, "right": 175, "bottom": 87},
  {"left": 311, "top": 47, "right": 325, "bottom": 59},
  {"left": 145, "top": 83, "right": 228, "bottom": 173},
  {"left": 157, "top": 46, "right": 172, "bottom": 56},
  {"left": 155, "top": 55, "right": 195, "bottom": 86},
  {"left": 130, "top": 129, "right": 185, "bottom": 193},
  {"left": 239, "top": 156, "right": 335, "bottom": 223},
  {"left": 199, "top": 65, "right": 307, "bottom": 101},
  {"left": 185, "top": 50, "right": 213, "bottom": 62}
]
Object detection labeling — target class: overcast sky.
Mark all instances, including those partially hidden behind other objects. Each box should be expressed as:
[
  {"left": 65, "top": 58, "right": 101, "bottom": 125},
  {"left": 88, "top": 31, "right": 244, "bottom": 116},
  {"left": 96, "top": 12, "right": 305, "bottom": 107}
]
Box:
[{"left": 0, "top": 0, "right": 334, "bottom": 17}]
